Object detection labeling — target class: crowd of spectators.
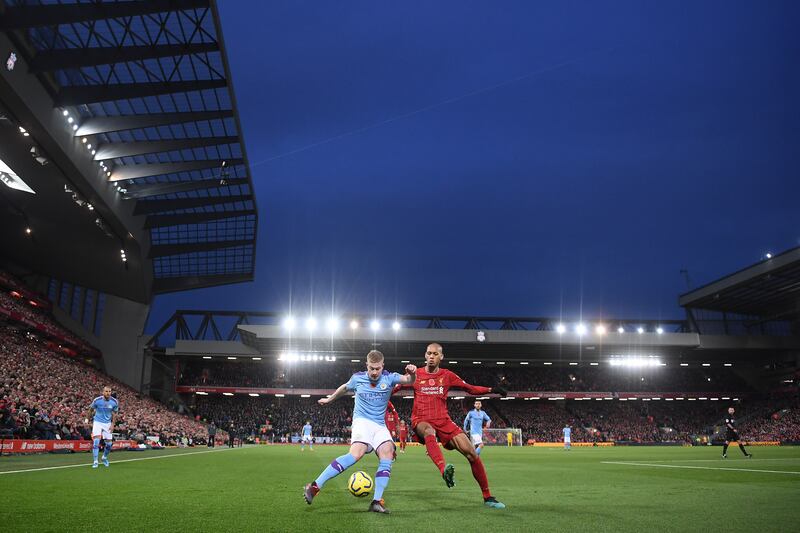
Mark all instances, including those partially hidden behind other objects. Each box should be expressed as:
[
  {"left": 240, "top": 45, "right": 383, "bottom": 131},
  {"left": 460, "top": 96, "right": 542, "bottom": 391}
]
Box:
[
  {"left": 186, "top": 391, "right": 800, "bottom": 445},
  {"left": 179, "top": 359, "right": 753, "bottom": 393},
  {"left": 0, "top": 326, "right": 215, "bottom": 445},
  {"left": 0, "top": 277, "right": 95, "bottom": 355}
]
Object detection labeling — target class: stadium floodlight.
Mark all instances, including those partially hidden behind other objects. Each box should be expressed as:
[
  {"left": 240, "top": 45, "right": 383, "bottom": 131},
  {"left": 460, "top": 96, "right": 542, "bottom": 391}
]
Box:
[
  {"left": 680, "top": 363, "right": 689, "bottom": 366},
  {"left": 472, "top": 361, "right": 482, "bottom": 365},
  {"left": 62, "top": 109, "right": 69, "bottom": 117},
  {"left": 765, "top": 252, "right": 773, "bottom": 259},
  {"left": 222, "top": 392, "right": 234, "bottom": 396},
  {"left": 202, "top": 356, "right": 212, "bottom": 359},
  {"left": 401, "top": 360, "right": 410, "bottom": 363},
  {"left": 305, "top": 317, "right": 317, "bottom": 332},
  {"left": 520, "top": 361, "right": 529, "bottom": 365},
  {"left": 448, "top": 360, "right": 458, "bottom": 364},
  {"left": 391, "top": 321, "right": 401, "bottom": 332},
  {"left": 595, "top": 324, "right": 606, "bottom": 335},
  {"left": 283, "top": 316, "right": 296, "bottom": 332},
  {"left": 452, "top": 396, "right": 464, "bottom": 400},
  {"left": 575, "top": 323, "right": 587, "bottom": 336},
  {"left": 300, "top": 394, "right": 311, "bottom": 398},
  {"left": 195, "top": 391, "right": 208, "bottom": 395},
  {"left": 496, "top": 361, "right": 505, "bottom": 365},
  {"left": 543, "top": 362, "right": 552, "bottom": 365},
  {"left": 370, "top": 320, "right": 381, "bottom": 332},
  {"left": 617, "top": 326, "right": 625, "bottom": 333},
  {"left": 252, "top": 357, "right": 262, "bottom": 361},
  {"left": 724, "top": 363, "right": 732, "bottom": 367},
  {"left": 350, "top": 320, "right": 359, "bottom": 330},
  {"left": 248, "top": 393, "right": 259, "bottom": 397},
  {"left": 636, "top": 327, "right": 644, "bottom": 334},
  {"left": 569, "top": 362, "right": 578, "bottom": 366},
  {"left": 608, "top": 357, "right": 662, "bottom": 367},
  {"left": 325, "top": 317, "right": 340, "bottom": 333},
  {"left": 702, "top": 363, "right": 710, "bottom": 367},
  {"left": 0, "top": 157, "right": 36, "bottom": 194},
  {"left": 656, "top": 327, "right": 664, "bottom": 334},
  {"left": 350, "top": 359, "right": 360, "bottom": 363},
  {"left": 589, "top": 362, "right": 599, "bottom": 366},
  {"left": 555, "top": 323, "right": 566, "bottom": 334},
  {"left": 275, "top": 394, "right": 285, "bottom": 397},
  {"left": 67, "top": 116, "right": 74, "bottom": 124},
  {"left": 699, "top": 397, "right": 708, "bottom": 400},
  {"left": 227, "top": 356, "right": 237, "bottom": 360}
]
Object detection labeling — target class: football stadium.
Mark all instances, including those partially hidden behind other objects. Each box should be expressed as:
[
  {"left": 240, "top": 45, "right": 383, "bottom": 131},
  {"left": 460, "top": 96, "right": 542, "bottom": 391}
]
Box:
[{"left": 1, "top": 2, "right": 799, "bottom": 532}]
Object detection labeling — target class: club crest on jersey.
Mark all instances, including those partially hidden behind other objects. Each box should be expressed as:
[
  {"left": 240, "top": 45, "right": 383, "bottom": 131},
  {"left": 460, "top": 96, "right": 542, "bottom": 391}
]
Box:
[
  {"left": 380, "top": 383, "right": 387, "bottom": 390},
  {"left": 428, "top": 379, "right": 435, "bottom": 386}
]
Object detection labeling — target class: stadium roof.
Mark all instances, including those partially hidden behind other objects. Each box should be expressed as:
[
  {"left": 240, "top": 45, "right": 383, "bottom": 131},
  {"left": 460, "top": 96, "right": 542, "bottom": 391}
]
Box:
[
  {"left": 0, "top": 0, "right": 256, "bottom": 300},
  {"left": 679, "top": 246, "right": 800, "bottom": 320}
]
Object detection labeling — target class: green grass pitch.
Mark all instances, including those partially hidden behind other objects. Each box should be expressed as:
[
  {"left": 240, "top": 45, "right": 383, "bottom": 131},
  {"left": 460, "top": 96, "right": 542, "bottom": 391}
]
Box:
[{"left": 3, "top": 445, "right": 799, "bottom": 532}]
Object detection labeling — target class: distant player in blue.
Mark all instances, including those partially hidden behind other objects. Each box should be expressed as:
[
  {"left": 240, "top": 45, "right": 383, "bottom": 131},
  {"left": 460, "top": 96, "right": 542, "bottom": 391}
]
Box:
[
  {"left": 563, "top": 425, "right": 571, "bottom": 450},
  {"left": 301, "top": 421, "right": 313, "bottom": 451},
  {"left": 304, "top": 350, "right": 416, "bottom": 514},
  {"left": 463, "top": 400, "right": 491, "bottom": 456},
  {"left": 89, "top": 386, "right": 119, "bottom": 468}
]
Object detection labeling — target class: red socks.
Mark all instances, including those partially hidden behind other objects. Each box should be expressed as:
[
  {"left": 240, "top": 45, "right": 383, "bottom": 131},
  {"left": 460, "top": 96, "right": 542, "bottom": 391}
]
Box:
[
  {"left": 424, "top": 435, "right": 446, "bottom": 474},
  {"left": 470, "top": 457, "right": 491, "bottom": 499}
]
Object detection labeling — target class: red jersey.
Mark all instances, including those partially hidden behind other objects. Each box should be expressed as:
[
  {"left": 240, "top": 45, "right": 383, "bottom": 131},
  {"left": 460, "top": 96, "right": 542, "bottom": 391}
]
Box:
[
  {"left": 385, "top": 401, "right": 399, "bottom": 434},
  {"left": 395, "top": 367, "right": 491, "bottom": 424}
]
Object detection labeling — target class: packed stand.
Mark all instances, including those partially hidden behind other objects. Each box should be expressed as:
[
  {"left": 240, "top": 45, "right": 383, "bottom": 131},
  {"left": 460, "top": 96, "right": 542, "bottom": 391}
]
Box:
[{"left": 0, "top": 326, "right": 215, "bottom": 445}]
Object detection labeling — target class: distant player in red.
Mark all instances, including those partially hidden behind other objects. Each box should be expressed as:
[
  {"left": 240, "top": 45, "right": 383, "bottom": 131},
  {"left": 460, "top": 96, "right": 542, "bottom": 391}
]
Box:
[
  {"left": 394, "top": 342, "right": 507, "bottom": 509},
  {"left": 385, "top": 401, "right": 399, "bottom": 439},
  {"left": 397, "top": 419, "right": 408, "bottom": 453}
]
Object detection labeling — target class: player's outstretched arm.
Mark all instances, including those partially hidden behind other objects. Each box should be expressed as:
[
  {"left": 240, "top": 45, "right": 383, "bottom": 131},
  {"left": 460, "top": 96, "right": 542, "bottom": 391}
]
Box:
[
  {"left": 398, "top": 364, "right": 417, "bottom": 384},
  {"left": 318, "top": 383, "right": 348, "bottom": 406}
]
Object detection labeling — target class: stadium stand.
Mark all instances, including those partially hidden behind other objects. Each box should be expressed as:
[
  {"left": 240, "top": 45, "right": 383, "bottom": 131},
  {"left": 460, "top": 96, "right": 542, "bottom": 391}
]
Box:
[
  {"left": 177, "top": 358, "right": 754, "bottom": 393},
  {"left": 0, "top": 326, "right": 216, "bottom": 445}
]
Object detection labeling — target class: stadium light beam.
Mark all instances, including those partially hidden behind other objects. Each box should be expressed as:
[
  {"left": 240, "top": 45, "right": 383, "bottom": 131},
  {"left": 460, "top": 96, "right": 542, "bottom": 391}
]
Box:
[
  {"left": 555, "top": 323, "right": 566, "bottom": 334},
  {"left": 575, "top": 323, "right": 587, "bottom": 336},
  {"left": 305, "top": 317, "right": 318, "bottom": 332},
  {"left": 617, "top": 326, "right": 625, "bottom": 333},
  {"left": 391, "top": 321, "right": 401, "bottom": 332},
  {"left": 370, "top": 320, "right": 381, "bottom": 332},
  {"left": 283, "top": 316, "right": 296, "bottom": 332},
  {"left": 636, "top": 327, "right": 644, "bottom": 334},
  {"left": 656, "top": 327, "right": 664, "bottom": 334},
  {"left": 595, "top": 324, "right": 607, "bottom": 336},
  {"left": 325, "top": 317, "right": 340, "bottom": 333},
  {"left": 350, "top": 320, "right": 359, "bottom": 330}
]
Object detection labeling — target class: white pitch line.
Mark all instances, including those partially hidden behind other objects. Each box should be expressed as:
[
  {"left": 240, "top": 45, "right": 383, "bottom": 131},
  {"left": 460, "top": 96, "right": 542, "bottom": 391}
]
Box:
[
  {"left": 602, "top": 461, "right": 800, "bottom": 475},
  {"left": 615, "top": 458, "right": 800, "bottom": 463},
  {"left": 0, "top": 447, "right": 242, "bottom": 475}
]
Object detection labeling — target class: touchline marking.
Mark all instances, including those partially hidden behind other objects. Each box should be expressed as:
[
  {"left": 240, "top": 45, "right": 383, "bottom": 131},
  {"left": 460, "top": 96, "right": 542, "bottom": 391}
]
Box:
[
  {"left": 0, "top": 447, "right": 242, "bottom": 475},
  {"left": 615, "top": 458, "right": 800, "bottom": 463},
  {"left": 602, "top": 461, "right": 800, "bottom": 475}
]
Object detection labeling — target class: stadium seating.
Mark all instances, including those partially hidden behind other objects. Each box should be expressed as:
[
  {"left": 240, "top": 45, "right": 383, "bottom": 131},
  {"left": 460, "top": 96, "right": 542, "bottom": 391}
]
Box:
[
  {"left": 0, "top": 326, "right": 214, "bottom": 445},
  {"left": 178, "top": 359, "right": 753, "bottom": 393}
]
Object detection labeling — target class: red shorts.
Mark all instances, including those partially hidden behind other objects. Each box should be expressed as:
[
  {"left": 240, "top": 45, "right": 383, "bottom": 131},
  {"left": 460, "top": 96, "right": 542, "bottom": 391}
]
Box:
[
  {"left": 412, "top": 417, "right": 465, "bottom": 448},
  {"left": 398, "top": 431, "right": 408, "bottom": 442}
]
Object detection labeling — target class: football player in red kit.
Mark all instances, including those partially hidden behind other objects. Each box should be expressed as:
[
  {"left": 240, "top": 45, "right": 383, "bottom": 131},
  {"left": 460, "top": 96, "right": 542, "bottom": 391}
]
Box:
[{"left": 394, "top": 343, "right": 506, "bottom": 508}]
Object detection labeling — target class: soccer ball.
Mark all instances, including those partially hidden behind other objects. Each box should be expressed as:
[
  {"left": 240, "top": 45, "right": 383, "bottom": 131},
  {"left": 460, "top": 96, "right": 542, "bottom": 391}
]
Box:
[{"left": 347, "top": 471, "right": 373, "bottom": 497}]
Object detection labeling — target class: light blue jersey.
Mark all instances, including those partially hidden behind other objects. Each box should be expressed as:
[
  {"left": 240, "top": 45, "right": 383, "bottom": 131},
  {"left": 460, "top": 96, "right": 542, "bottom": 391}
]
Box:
[
  {"left": 302, "top": 423, "right": 312, "bottom": 436},
  {"left": 90, "top": 396, "right": 119, "bottom": 424},
  {"left": 464, "top": 409, "right": 491, "bottom": 436},
  {"left": 346, "top": 370, "right": 403, "bottom": 425},
  {"left": 563, "top": 427, "right": 571, "bottom": 439}
]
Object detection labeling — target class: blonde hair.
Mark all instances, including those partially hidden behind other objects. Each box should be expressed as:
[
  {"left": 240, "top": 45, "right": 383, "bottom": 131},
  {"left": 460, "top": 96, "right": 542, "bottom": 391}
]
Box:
[{"left": 366, "top": 350, "right": 384, "bottom": 363}]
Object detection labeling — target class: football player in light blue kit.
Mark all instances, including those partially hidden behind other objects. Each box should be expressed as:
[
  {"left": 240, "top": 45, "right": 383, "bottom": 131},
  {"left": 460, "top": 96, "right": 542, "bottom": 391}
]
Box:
[
  {"left": 463, "top": 400, "right": 491, "bottom": 456},
  {"left": 304, "top": 350, "right": 416, "bottom": 514},
  {"left": 563, "top": 424, "right": 571, "bottom": 450},
  {"left": 301, "top": 421, "right": 313, "bottom": 451},
  {"left": 89, "top": 386, "right": 119, "bottom": 468}
]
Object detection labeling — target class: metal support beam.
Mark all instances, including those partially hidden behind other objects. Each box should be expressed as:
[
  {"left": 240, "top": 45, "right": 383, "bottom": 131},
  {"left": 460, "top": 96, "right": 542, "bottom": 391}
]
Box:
[
  {"left": 29, "top": 42, "right": 220, "bottom": 72},
  {"left": 134, "top": 194, "right": 252, "bottom": 215},
  {"left": 57, "top": 79, "right": 227, "bottom": 106},
  {"left": 95, "top": 136, "right": 239, "bottom": 160},
  {"left": 110, "top": 158, "right": 242, "bottom": 182},
  {"left": 148, "top": 239, "right": 252, "bottom": 258},
  {"left": 0, "top": 0, "right": 211, "bottom": 30},
  {"left": 125, "top": 178, "right": 249, "bottom": 199},
  {"left": 143, "top": 208, "right": 256, "bottom": 228},
  {"left": 75, "top": 110, "right": 234, "bottom": 136}
]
